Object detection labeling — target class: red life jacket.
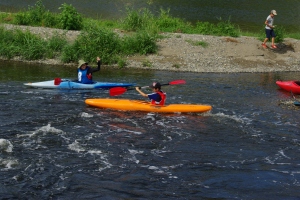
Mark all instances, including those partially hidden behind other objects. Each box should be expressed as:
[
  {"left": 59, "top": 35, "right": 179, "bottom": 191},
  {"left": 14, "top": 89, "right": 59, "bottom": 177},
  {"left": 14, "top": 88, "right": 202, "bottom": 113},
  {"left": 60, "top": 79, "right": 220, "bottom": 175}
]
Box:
[{"left": 151, "top": 91, "right": 166, "bottom": 105}]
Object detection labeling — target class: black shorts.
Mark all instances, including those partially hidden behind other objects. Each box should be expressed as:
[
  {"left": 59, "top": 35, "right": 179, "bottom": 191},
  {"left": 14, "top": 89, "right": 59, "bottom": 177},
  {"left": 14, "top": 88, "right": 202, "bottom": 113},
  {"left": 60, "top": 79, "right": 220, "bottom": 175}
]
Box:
[{"left": 265, "top": 29, "right": 276, "bottom": 39}]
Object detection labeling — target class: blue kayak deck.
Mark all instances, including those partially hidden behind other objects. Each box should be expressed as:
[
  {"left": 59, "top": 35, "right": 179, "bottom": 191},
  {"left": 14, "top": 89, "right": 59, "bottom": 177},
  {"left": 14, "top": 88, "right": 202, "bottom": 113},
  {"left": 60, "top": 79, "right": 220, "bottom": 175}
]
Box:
[{"left": 24, "top": 79, "right": 135, "bottom": 89}]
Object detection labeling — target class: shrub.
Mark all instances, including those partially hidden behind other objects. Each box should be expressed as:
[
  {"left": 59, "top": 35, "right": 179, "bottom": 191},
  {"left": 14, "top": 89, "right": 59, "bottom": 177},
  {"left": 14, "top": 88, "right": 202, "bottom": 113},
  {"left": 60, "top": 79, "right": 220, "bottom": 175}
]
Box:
[
  {"left": 274, "top": 25, "right": 285, "bottom": 43},
  {"left": 61, "top": 43, "right": 79, "bottom": 63},
  {"left": 122, "top": 31, "right": 158, "bottom": 55},
  {"left": 121, "top": 7, "right": 155, "bottom": 32},
  {"left": 156, "top": 8, "right": 190, "bottom": 33},
  {"left": 59, "top": 3, "right": 83, "bottom": 30},
  {"left": 13, "top": 0, "right": 46, "bottom": 26},
  {"left": 117, "top": 58, "right": 127, "bottom": 68},
  {"left": 46, "top": 33, "right": 68, "bottom": 58},
  {"left": 259, "top": 25, "right": 285, "bottom": 43},
  {"left": 43, "top": 11, "right": 59, "bottom": 28},
  {"left": 194, "top": 18, "right": 240, "bottom": 37},
  {"left": 27, "top": 0, "right": 46, "bottom": 24},
  {"left": 79, "top": 27, "right": 120, "bottom": 62},
  {"left": 13, "top": 12, "right": 31, "bottom": 25}
]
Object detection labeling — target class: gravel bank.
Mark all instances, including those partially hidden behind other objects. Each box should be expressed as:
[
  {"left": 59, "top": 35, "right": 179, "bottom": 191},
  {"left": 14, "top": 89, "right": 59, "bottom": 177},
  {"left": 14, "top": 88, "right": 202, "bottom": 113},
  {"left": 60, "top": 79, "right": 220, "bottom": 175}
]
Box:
[{"left": 1, "top": 24, "right": 300, "bottom": 73}]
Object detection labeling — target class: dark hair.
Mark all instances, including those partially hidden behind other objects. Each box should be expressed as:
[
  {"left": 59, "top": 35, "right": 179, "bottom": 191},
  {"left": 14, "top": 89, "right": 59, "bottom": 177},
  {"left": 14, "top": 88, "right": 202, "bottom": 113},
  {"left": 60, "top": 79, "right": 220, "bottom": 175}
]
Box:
[{"left": 149, "top": 82, "right": 161, "bottom": 89}]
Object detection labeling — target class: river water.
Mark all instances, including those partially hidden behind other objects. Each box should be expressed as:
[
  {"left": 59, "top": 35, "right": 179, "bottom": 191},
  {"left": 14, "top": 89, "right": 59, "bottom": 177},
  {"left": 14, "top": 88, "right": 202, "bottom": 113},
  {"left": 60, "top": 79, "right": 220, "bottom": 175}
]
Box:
[
  {"left": 0, "top": 0, "right": 300, "bottom": 32},
  {"left": 0, "top": 61, "right": 300, "bottom": 199}
]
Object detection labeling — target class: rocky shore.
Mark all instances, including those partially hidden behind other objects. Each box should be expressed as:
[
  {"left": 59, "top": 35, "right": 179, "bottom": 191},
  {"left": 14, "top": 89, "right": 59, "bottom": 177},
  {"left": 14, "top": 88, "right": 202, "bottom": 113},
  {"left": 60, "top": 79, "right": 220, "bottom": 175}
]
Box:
[{"left": 2, "top": 24, "right": 300, "bottom": 73}]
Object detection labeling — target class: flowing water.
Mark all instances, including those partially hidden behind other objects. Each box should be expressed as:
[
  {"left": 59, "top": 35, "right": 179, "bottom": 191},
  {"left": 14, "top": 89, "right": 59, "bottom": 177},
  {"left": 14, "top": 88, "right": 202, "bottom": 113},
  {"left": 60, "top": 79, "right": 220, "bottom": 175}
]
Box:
[
  {"left": 0, "top": 61, "right": 300, "bottom": 199},
  {"left": 0, "top": 0, "right": 300, "bottom": 32}
]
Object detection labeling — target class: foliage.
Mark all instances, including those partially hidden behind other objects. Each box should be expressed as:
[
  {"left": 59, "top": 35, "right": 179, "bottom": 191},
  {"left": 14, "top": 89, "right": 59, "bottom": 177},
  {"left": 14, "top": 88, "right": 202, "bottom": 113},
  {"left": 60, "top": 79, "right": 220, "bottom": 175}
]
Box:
[
  {"left": 121, "top": 31, "right": 158, "bottom": 55},
  {"left": 121, "top": 7, "right": 155, "bottom": 32},
  {"left": 13, "top": 0, "right": 46, "bottom": 26},
  {"left": 75, "top": 26, "right": 121, "bottom": 63},
  {"left": 3, "top": 0, "right": 300, "bottom": 66},
  {"left": 273, "top": 25, "right": 285, "bottom": 43},
  {"left": 185, "top": 39, "right": 208, "bottom": 48},
  {"left": 60, "top": 26, "right": 158, "bottom": 64},
  {"left": 43, "top": 12, "right": 59, "bottom": 28},
  {"left": 155, "top": 9, "right": 191, "bottom": 33},
  {"left": 258, "top": 25, "right": 285, "bottom": 43},
  {"left": 194, "top": 18, "right": 240, "bottom": 37},
  {"left": 0, "top": 27, "right": 68, "bottom": 60},
  {"left": 142, "top": 60, "right": 152, "bottom": 67},
  {"left": 60, "top": 43, "right": 78, "bottom": 63},
  {"left": 58, "top": 3, "right": 83, "bottom": 30},
  {"left": 117, "top": 58, "right": 127, "bottom": 68}
]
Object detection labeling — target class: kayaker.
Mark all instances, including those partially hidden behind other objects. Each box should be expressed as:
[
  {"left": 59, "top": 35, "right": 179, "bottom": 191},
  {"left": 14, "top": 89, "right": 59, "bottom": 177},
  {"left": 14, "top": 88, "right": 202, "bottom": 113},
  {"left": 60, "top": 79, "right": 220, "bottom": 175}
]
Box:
[
  {"left": 77, "top": 57, "right": 101, "bottom": 84},
  {"left": 135, "top": 82, "right": 167, "bottom": 105}
]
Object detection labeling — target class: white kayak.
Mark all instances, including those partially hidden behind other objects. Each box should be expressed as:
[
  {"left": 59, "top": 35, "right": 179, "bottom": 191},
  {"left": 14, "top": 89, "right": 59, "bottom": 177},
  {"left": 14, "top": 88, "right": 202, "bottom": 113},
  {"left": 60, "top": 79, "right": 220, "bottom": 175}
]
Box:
[{"left": 24, "top": 78, "right": 135, "bottom": 89}]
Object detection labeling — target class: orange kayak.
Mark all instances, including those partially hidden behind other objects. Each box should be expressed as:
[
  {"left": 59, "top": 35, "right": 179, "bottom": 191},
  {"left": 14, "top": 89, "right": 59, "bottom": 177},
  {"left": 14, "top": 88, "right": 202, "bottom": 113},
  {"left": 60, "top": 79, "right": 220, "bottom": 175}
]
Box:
[{"left": 85, "top": 99, "right": 212, "bottom": 113}]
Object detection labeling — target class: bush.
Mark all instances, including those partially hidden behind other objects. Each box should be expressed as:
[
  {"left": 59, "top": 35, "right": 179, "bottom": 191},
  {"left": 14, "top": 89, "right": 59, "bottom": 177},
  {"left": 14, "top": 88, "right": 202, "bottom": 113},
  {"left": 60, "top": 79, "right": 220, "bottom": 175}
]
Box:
[
  {"left": 121, "top": 7, "right": 155, "bottom": 32},
  {"left": 43, "top": 11, "right": 59, "bottom": 28},
  {"left": 156, "top": 9, "right": 190, "bottom": 33},
  {"left": 274, "top": 26, "right": 285, "bottom": 43},
  {"left": 58, "top": 3, "right": 83, "bottom": 30},
  {"left": 194, "top": 18, "right": 240, "bottom": 37},
  {"left": 46, "top": 33, "right": 68, "bottom": 58},
  {"left": 259, "top": 25, "right": 285, "bottom": 43},
  {"left": 61, "top": 43, "right": 79, "bottom": 63},
  {"left": 0, "top": 27, "right": 69, "bottom": 60},
  {"left": 78, "top": 26, "right": 120, "bottom": 63},
  {"left": 13, "top": 0, "right": 46, "bottom": 26}
]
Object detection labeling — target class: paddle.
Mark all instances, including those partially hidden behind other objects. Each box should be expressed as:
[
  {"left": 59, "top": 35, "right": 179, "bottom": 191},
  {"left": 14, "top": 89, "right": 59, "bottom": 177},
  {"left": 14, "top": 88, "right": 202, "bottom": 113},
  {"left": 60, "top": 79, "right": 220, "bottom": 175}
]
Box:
[{"left": 109, "top": 80, "right": 186, "bottom": 96}]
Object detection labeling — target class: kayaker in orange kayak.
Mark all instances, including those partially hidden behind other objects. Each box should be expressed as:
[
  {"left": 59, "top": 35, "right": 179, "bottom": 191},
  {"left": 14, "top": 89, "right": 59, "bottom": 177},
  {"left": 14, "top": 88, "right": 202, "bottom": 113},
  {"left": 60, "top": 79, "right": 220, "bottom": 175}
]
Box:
[{"left": 135, "top": 82, "right": 167, "bottom": 105}]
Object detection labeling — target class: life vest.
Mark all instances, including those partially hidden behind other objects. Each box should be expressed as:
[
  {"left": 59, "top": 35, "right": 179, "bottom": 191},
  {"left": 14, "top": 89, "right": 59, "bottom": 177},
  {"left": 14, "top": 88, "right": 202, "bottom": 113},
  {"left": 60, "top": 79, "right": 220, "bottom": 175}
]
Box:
[
  {"left": 78, "top": 67, "right": 93, "bottom": 84},
  {"left": 151, "top": 90, "right": 166, "bottom": 105}
]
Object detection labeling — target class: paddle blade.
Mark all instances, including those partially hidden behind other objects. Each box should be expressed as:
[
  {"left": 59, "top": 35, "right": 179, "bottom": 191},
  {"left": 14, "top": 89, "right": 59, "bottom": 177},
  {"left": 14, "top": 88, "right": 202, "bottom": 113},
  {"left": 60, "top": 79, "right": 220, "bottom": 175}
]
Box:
[
  {"left": 169, "top": 80, "right": 186, "bottom": 85},
  {"left": 54, "top": 78, "right": 62, "bottom": 85},
  {"left": 109, "top": 87, "right": 127, "bottom": 96}
]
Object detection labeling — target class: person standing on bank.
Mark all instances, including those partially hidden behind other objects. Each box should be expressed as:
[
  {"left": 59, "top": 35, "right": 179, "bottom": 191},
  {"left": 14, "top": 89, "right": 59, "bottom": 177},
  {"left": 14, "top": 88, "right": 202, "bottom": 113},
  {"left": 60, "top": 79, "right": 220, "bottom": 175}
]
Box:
[
  {"left": 77, "top": 57, "right": 101, "bottom": 84},
  {"left": 262, "top": 10, "right": 278, "bottom": 49},
  {"left": 135, "top": 82, "right": 167, "bottom": 106}
]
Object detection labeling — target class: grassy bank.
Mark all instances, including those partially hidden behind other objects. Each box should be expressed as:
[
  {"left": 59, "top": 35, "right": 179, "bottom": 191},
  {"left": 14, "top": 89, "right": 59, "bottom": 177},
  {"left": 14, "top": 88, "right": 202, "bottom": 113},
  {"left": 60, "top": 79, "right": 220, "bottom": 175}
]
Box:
[{"left": 0, "top": 0, "right": 299, "bottom": 67}]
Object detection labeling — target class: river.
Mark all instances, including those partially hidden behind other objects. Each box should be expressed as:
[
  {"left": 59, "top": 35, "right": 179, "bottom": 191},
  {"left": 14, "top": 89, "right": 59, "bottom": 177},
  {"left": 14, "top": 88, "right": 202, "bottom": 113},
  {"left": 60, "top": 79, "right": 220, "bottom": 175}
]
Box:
[
  {"left": 0, "top": 61, "right": 300, "bottom": 199},
  {"left": 0, "top": 0, "right": 299, "bottom": 32}
]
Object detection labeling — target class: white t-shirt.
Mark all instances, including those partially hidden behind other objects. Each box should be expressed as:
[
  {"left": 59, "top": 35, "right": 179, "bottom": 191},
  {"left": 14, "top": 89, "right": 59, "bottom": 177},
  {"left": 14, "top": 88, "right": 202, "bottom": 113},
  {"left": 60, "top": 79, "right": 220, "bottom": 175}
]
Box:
[{"left": 265, "top": 15, "right": 274, "bottom": 30}]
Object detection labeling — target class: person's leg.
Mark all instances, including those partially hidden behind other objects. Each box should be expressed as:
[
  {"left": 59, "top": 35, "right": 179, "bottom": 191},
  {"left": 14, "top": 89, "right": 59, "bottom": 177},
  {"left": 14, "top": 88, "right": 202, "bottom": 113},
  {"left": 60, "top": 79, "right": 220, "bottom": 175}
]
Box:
[
  {"left": 271, "top": 37, "right": 275, "bottom": 46},
  {"left": 271, "top": 37, "right": 277, "bottom": 48},
  {"left": 262, "top": 29, "right": 270, "bottom": 48},
  {"left": 270, "top": 30, "right": 277, "bottom": 48}
]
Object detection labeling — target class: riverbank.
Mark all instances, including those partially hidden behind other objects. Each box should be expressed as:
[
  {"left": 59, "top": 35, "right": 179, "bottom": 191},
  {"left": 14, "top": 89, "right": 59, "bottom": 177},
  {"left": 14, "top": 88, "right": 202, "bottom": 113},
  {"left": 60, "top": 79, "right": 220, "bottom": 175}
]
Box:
[{"left": 1, "top": 24, "right": 300, "bottom": 73}]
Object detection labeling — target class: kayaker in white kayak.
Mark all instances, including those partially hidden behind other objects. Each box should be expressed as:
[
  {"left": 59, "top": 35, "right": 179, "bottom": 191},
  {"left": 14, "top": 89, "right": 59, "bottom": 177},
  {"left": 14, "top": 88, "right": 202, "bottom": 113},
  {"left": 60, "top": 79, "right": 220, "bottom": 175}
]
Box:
[
  {"left": 77, "top": 57, "right": 101, "bottom": 84},
  {"left": 135, "top": 82, "right": 167, "bottom": 105}
]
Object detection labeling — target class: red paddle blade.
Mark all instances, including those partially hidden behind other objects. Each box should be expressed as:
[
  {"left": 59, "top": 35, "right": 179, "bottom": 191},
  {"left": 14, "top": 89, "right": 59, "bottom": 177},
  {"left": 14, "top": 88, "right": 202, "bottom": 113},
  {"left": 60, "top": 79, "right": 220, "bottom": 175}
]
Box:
[
  {"left": 54, "top": 78, "right": 62, "bottom": 85},
  {"left": 169, "top": 80, "right": 186, "bottom": 85},
  {"left": 109, "top": 87, "right": 127, "bottom": 96}
]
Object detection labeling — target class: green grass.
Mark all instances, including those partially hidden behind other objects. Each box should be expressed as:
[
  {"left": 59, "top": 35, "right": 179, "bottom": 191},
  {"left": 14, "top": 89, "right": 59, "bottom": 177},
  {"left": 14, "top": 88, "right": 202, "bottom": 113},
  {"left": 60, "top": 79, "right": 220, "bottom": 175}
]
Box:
[
  {"left": 0, "top": 0, "right": 299, "bottom": 67},
  {"left": 0, "top": 27, "right": 67, "bottom": 60},
  {"left": 185, "top": 39, "right": 208, "bottom": 48}
]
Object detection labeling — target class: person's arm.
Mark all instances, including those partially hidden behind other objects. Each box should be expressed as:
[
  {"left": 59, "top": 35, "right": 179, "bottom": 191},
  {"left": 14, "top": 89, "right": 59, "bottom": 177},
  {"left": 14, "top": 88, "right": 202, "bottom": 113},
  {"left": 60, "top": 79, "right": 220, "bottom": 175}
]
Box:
[
  {"left": 88, "top": 57, "right": 101, "bottom": 74},
  {"left": 265, "top": 17, "right": 274, "bottom": 29},
  {"left": 136, "top": 87, "right": 148, "bottom": 97}
]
